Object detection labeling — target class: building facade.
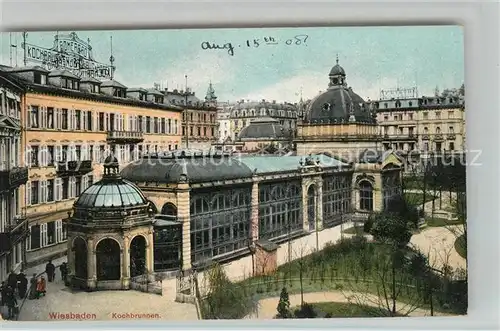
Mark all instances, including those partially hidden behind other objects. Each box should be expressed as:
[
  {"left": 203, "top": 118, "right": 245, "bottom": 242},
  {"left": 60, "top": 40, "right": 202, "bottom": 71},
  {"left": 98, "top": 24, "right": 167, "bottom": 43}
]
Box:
[
  {"left": 2, "top": 65, "right": 183, "bottom": 267},
  {"left": 163, "top": 85, "right": 218, "bottom": 151},
  {"left": 0, "top": 74, "right": 29, "bottom": 281},
  {"left": 64, "top": 149, "right": 402, "bottom": 291},
  {"left": 372, "top": 89, "right": 465, "bottom": 162}
]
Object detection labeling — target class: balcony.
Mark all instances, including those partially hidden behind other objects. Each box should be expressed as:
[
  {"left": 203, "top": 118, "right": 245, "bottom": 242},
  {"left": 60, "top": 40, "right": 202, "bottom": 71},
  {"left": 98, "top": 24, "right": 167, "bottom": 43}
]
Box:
[
  {"left": 56, "top": 160, "right": 93, "bottom": 176},
  {"left": 107, "top": 130, "right": 144, "bottom": 144},
  {"left": 422, "top": 134, "right": 430, "bottom": 140},
  {"left": 0, "top": 166, "right": 29, "bottom": 192},
  {"left": 434, "top": 134, "right": 444, "bottom": 141},
  {"left": 382, "top": 133, "right": 418, "bottom": 142},
  {"left": 447, "top": 133, "right": 456, "bottom": 140},
  {"left": 0, "top": 216, "right": 29, "bottom": 253}
]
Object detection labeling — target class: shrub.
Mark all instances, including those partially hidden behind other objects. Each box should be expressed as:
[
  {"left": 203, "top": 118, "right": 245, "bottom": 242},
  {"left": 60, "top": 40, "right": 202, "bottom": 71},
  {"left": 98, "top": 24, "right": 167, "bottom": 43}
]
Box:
[{"left": 294, "top": 302, "right": 317, "bottom": 318}]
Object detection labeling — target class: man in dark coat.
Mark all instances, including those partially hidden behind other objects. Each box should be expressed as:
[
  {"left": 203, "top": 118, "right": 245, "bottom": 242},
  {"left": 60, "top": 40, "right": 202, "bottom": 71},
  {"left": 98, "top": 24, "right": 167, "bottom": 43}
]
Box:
[
  {"left": 17, "top": 271, "right": 28, "bottom": 299},
  {"left": 0, "top": 281, "right": 6, "bottom": 306},
  {"left": 60, "top": 262, "right": 68, "bottom": 283},
  {"left": 7, "top": 270, "right": 18, "bottom": 289},
  {"left": 5, "top": 286, "right": 17, "bottom": 320},
  {"left": 45, "top": 260, "right": 55, "bottom": 282}
]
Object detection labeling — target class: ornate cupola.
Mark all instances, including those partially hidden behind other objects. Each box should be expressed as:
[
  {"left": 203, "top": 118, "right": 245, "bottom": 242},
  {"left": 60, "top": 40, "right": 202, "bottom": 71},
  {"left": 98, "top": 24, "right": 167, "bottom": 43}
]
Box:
[
  {"left": 66, "top": 154, "right": 156, "bottom": 292},
  {"left": 328, "top": 54, "right": 347, "bottom": 87}
]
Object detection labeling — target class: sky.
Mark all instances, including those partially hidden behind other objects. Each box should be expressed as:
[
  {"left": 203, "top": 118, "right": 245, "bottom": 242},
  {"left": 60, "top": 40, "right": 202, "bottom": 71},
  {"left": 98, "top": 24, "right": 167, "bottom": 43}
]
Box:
[{"left": 0, "top": 26, "right": 464, "bottom": 103}]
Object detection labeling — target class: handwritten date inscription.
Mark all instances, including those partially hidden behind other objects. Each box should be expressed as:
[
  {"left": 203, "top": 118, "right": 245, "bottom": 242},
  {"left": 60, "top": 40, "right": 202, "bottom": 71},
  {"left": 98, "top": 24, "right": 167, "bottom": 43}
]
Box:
[{"left": 200, "top": 35, "right": 309, "bottom": 56}]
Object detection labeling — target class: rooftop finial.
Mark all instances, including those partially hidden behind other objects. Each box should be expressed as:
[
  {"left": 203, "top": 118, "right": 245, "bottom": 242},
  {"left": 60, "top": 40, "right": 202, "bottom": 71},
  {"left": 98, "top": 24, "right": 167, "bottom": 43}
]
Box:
[
  {"left": 336, "top": 53, "right": 339, "bottom": 65},
  {"left": 109, "top": 35, "right": 115, "bottom": 79}
]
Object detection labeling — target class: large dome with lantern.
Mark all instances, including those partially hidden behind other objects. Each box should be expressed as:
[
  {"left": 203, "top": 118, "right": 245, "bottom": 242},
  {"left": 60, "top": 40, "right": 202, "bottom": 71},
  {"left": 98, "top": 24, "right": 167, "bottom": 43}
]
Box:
[{"left": 305, "top": 57, "right": 376, "bottom": 124}]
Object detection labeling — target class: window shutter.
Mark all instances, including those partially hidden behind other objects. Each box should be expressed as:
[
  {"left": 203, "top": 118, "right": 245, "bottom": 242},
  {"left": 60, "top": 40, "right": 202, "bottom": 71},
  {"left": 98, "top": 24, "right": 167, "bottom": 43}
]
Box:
[
  {"left": 41, "top": 223, "right": 47, "bottom": 247},
  {"left": 82, "top": 144, "right": 88, "bottom": 160},
  {"left": 39, "top": 107, "right": 45, "bottom": 129},
  {"left": 92, "top": 111, "right": 97, "bottom": 131},
  {"left": 70, "top": 177, "right": 76, "bottom": 198},
  {"left": 55, "top": 220, "right": 62, "bottom": 243},
  {"left": 26, "top": 146, "right": 32, "bottom": 168},
  {"left": 37, "top": 181, "right": 43, "bottom": 204},
  {"left": 54, "top": 178, "right": 61, "bottom": 201},
  {"left": 26, "top": 106, "right": 32, "bottom": 128},
  {"left": 25, "top": 181, "right": 31, "bottom": 206}
]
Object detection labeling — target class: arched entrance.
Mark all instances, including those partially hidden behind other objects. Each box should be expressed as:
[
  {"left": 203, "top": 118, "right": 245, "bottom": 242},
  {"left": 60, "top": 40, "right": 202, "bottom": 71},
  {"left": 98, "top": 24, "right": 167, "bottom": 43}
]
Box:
[
  {"left": 96, "top": 238, "right": 121, "bottom": 281},
  {"left": 73, "top": 237, "right": 88, "bottom": 279},
  {"left": 307, "top": 185, "right": 316, "bottom": 231},
  {"left": 359, "top": 181, "right": 374, "bottom": 211},
  {"left": 161, "top": 202, "right": 177, "bottom": 216},
  {"left": 130, "top": 235, "right": 147, "bottom": 277}
]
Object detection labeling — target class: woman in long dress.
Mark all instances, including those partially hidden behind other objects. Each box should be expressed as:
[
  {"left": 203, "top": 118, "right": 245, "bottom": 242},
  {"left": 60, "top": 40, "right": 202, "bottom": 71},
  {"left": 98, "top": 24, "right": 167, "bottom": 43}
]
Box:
[
  {"left": 28, "top": 274, "right": 37, "bottom": 300},
  {"left": 36, "top": 277, "right": 46, "bottom": 298}
]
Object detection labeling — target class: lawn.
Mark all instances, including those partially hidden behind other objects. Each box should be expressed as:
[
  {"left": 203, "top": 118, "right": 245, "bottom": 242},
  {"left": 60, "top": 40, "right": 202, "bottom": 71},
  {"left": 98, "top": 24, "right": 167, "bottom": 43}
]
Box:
[
  {"left": 294, "top": 302, "right": 404, "bottom": 318},
  {"left": 342, "top": 225, "right": 366, "bottom": 235},
  {"left": 454, "top": 234, "right": 467, "bottom": 259},
  {"left": 404, "top": 192, "right": 437, "bottom": 205},
  {"left": 426, "top": 217, "right": 464, "bottom": 227}
]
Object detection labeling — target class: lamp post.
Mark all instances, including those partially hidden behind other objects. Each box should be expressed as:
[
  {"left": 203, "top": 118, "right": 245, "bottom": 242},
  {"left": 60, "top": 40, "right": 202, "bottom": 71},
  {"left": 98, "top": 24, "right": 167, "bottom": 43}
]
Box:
[{"left": 184, "top": 75, "right": 189, "bottom": 150}]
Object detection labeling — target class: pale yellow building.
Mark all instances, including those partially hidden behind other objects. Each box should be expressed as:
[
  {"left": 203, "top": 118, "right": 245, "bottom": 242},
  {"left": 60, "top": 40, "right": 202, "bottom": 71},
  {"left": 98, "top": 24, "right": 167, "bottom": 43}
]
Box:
[
  {"left": 3, "top": 65, "right": 183, "bottom": 267},
  {"left": 372, "top": 88, "right": 465, "bottom": 156}
]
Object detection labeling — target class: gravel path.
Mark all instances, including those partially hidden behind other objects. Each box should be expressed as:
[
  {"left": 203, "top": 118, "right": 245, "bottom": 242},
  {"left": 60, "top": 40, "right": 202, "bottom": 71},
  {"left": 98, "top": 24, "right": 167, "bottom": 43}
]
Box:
[{"left": 248, "top": 291, "right": 453, "bottom": 319}]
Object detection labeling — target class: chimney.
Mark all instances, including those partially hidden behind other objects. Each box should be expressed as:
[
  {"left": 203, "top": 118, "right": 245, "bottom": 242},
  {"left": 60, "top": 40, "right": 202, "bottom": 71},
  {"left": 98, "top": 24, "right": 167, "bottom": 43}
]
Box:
[{"left": 273, "top": 100, "right": 276, "bottom": 104}]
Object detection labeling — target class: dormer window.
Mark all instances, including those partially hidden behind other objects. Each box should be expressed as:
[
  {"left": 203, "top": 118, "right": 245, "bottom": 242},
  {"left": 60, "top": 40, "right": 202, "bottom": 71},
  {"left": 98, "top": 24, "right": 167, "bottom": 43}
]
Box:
[
  {"left": 34, "top": 72, "right": 47, "bottom": 85},
  {"left": 154, "top": 96, "right": 163, "bottom": 103},
  {"left": 114, "top": 88, "right": 126, "bottom": 98},
  {"left": 93, "top": 84, "right": 100, "bottom": 93},
  {"left": 62, "top": 78, "right": 79, "bottom": 90}
]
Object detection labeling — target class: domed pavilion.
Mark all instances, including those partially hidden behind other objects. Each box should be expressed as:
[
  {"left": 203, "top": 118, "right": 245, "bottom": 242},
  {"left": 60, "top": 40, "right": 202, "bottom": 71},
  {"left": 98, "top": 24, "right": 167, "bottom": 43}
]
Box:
[
  {"left": 66, "top": 155, "right": 156, "bottom": 291},
  {"left": 296, "top": 56, "right": 381, "bottom": 160}
]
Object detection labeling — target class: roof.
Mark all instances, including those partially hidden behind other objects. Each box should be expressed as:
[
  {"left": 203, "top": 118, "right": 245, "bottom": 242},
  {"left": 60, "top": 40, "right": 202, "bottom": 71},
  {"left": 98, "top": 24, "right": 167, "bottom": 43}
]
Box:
[
  {"left": 146, "top": 88, "right": 164, "bottom": 96},
  {"left": 75, "top": 178, "right": 148, "bottom": 208},
  {"left": 238, "top": 117, "right": 291, "bottom": 140},
  {"left": 121, "top": 155, "right": 254, "bottom": 184},
  {"left": 101, "top": 79, "right": 127, "bottom": 89},
  {"left": 80, "top": 76, "right": 102, "bottom": 84},
  {"left": 237, "top": 154, "right": 349, "bottom": 174},
  {"left": 329, "top": 64, "right": 346, "bottom": 76},
  {"left": 48, "top": 69, "right": 79, "bottom": 79},
  {"left": 10, "top": 65, "right": 49, "bottom": 73},
  {"left": 121, "top": 154, "right": 350, "bottom": 184}
]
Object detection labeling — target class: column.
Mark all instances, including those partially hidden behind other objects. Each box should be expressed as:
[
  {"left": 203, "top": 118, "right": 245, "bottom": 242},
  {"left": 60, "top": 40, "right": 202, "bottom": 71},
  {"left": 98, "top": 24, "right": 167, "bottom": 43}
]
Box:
[
  {"left": 315, "top": 177, "right": 324, "bottom": 231},
  {"left": 86, "top": 237, "right": 96, "bottom": 290},
  {"left": 122, "top": 235, "right": 130, "bottom": 288},
  {"left": 147, "top": 230, "right": 154, "bottom": 273},
  {"left": 250, "top": 177, "right": 260, "bottom": 241},
  {"left": 374, "top": 173, "right": 383, "bottom": 212},
  {"left": 177, "top": 183, "right": 191, "bottom": 270},
  {"left": 301, "top": 180, "right": 309, "bottom": 231}
]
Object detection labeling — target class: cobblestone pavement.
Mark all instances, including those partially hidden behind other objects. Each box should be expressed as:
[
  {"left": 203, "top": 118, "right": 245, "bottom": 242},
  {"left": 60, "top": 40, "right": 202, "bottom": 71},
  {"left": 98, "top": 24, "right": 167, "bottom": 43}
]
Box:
[
  {"left": 410, "top": 225, "right": 466, "bottom": 272},
  {"left": 248, "top": 291, "right": 454, "bottom": 319},
  {"left": 16, "top": 277, "right": 198, "bottom": 321}
]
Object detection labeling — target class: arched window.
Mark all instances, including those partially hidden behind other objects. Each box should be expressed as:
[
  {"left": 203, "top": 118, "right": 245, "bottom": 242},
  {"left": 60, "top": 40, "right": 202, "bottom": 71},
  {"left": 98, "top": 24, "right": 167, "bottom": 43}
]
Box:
[
  {"left": 359, "top": 181, "right": 374, "bottom": 211},
  {"left": 436, "top": 126, "right": 441, "bottom": 134},
  {"left": 161, "top": 202, "right": 177, "bottom": 216},
  {"left": 424, "top": 127, "right": 428, "bottom": 134}
]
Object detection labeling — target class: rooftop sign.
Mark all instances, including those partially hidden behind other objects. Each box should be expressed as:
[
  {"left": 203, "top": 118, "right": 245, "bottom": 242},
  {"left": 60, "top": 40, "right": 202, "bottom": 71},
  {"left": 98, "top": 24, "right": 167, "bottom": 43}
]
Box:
[{"left": 21, "top": 32, "right": 115, "bottom": 80}]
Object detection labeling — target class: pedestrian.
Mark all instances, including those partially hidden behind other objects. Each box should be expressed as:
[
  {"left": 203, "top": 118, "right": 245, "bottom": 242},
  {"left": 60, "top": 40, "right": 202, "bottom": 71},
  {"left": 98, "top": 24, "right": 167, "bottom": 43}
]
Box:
[
  {"left": 28, "top": 274, "right": 37, "bottom": 300},
  {"left": 45, "top": 260, "right": 55, "bottom": 282},
  {"left": 7, "top": 270, "right": 18, "bottom": 290},
  {"left": 36, "top": 276, "right": 46, "bottom": 298},
  {"left": 0, "top": 281, "right": 6, "bottom": 306},
  {"left": 17, "top": 271, "right": 28, "bottom": 299},
  {"left": 60, "top": 262, "right": 68, "bottom": 283},
  {"left": 5, "top": 286, "right": 17, "bottom": 320}
]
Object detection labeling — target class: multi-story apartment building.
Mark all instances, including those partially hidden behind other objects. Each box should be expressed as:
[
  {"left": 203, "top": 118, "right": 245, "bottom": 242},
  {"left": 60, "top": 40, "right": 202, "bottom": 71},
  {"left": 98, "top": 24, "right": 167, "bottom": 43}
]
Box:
[
  {"left": 372, "top": 87, "right": 465, "bottom": 169},
  {"left": 229, "top": 99, "right": 299, "bottom": 139},
  {"left": 0, "top": 73, "right": 29, "bottom": 280},
  {"left": 163, "top": 84, "right": 218, "bottom": 151},
  {"left": 216, "top": 101, "right": 234, "bottom": 143},
  {"left": 2, "top": 65, "right": 183, "bottom": 267}
]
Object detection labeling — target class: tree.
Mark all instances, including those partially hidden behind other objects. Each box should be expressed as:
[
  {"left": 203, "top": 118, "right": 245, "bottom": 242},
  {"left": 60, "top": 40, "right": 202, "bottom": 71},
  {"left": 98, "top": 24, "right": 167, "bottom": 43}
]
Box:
[
  {"left": 370, "top": 213, "right": 413, "bottom": 248},
  {"left": 276, "top": 287, "right": 291, "bottom": 318},
  {"left": 203, "top": 263, "right": 256, "bottom": 319}
]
